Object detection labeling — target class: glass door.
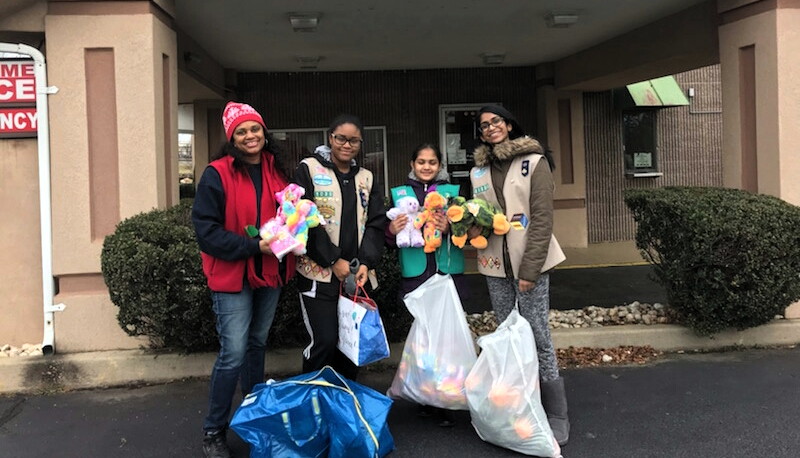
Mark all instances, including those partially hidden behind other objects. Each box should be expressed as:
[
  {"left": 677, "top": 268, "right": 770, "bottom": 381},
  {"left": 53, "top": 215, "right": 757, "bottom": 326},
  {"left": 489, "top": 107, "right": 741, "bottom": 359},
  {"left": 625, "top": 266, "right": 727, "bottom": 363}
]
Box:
[{"left": 439, "top": 103, "right": 497, "bottom": 198}]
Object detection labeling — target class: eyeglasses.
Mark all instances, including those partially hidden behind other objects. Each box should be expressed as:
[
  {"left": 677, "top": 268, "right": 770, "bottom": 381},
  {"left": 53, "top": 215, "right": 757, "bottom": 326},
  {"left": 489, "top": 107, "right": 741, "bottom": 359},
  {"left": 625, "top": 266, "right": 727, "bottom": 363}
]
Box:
[
  {"left": 331, "top": 134, "right": 363, "bottom": 147},
  {"left": 478, "top": 116, "right": 505, "bottom": 132}
]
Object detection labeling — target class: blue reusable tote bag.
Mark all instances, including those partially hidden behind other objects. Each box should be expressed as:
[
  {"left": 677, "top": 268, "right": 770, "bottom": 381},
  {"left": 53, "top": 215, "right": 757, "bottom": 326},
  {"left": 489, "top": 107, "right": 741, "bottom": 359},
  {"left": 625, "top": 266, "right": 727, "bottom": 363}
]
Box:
[
  {"left": 231, "top": 366, "right": 395, "bottom": 458},
  {"left": 337, "top": 286, "right": 390, "bottom": 366}
]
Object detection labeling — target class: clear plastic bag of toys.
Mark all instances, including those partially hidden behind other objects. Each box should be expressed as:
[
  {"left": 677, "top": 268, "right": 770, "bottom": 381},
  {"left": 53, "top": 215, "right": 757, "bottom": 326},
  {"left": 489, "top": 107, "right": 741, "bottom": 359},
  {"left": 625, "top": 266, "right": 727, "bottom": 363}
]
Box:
[
  {"left": 387, "top": 274, "right": 477, "bottom": 410},
  {"left": 464, "top": 307, "right": 562, "bottom": 457}
]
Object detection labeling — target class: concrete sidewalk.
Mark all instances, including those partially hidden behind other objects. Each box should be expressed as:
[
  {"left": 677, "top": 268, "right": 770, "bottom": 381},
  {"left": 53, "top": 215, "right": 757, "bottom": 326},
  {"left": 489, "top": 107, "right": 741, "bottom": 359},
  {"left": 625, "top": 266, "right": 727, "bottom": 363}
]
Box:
[{"left": 3, "top": 320, "right": 800, "bottom": 395}]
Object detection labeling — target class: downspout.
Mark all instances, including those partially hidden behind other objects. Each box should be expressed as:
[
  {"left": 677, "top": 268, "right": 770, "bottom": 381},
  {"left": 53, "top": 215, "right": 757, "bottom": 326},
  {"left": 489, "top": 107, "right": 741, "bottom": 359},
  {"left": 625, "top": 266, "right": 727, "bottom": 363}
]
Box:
[{"left": 0, "top": 43, "right": 64, "bottom": 355}]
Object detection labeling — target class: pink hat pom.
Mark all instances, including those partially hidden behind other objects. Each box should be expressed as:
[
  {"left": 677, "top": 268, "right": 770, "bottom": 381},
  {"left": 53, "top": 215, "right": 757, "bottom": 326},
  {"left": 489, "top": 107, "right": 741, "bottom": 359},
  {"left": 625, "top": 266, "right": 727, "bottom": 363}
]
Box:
[{"left": 222, "top": 101, "right": 266, "bottom": 140}]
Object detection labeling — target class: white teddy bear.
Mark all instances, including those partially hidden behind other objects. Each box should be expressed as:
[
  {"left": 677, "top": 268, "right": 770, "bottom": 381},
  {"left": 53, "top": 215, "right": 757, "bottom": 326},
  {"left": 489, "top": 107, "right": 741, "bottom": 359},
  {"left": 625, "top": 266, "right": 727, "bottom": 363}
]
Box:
[{"left": 386, "top": 195, "right": 425, "bottom": 248}]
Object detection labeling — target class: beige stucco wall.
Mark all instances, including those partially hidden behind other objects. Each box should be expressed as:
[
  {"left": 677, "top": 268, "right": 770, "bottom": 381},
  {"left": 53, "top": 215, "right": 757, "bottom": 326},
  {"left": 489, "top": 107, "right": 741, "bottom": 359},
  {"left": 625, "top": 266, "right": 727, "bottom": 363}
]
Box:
[
  {"left": 45, "top": 9, "right": 178, "bottom": 351},
  {"left": 776, "top": 8, "right": 800, "bottom": 204},
  {"left": 718, "top": 7, "right": 800, "bottom": 204},
  {"left": 0, "top": 139, "right": 43, "bottom": 345}
]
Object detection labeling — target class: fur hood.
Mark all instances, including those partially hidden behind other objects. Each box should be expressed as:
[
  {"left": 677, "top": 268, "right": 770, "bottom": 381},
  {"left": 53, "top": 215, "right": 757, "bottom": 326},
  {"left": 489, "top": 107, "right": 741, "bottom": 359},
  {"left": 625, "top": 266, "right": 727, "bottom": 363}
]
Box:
[{"left": 472, "top": 136, "right": 543, "bottom": 167}]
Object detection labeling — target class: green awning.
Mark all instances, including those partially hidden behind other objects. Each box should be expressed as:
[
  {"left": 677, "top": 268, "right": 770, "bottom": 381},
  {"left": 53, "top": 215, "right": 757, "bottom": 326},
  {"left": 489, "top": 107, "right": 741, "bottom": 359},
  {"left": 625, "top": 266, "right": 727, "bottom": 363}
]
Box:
[{"left": 613, "top": 76, "right": 689, "bottom": 109}]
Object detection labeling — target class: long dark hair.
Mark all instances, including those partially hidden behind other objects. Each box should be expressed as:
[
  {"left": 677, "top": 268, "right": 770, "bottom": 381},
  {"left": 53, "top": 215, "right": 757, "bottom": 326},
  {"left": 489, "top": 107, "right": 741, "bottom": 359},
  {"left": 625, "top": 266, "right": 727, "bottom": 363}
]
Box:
[
  {"left": 211, "top": 131, "right": 290, "bottom": 179},
  {"left": 477, "top": 105, "right": 555, "bottom": 171}
]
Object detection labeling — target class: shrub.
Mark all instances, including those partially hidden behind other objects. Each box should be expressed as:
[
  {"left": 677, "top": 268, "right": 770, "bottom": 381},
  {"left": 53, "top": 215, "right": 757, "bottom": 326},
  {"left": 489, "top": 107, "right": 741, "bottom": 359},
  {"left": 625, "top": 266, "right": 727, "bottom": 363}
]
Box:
[
  {"left": 102, "top": 199, "right": 410, "bottom": 352},
  {"left": 371, "top": 247, "right": 413, "bottom": 342},
  {"left": 101, "top": 199, "right": 217, "bottom": 352},
  {"left": 624, "top": 187, "right": 800, "bottom": 336}
]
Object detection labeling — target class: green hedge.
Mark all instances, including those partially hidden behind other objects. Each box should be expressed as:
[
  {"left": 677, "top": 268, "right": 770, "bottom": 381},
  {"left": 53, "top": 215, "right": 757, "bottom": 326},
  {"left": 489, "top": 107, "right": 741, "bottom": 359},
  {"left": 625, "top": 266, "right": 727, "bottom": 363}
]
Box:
[
  {"left": 101, "top": 199, "right": 217, "bottom": 351},
  {"left": 101, "top": 199, "right": 410, "bottom": 353},
  {"left": 624, "top": 187, "right": 800, "bottom": 336}
]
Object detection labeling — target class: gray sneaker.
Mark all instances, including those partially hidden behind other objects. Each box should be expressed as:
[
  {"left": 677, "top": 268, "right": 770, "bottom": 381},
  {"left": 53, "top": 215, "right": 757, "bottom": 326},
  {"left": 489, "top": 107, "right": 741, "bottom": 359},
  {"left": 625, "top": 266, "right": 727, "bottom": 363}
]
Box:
[{"left": 202, "top": 431, "right": 232, "bottom": 458}]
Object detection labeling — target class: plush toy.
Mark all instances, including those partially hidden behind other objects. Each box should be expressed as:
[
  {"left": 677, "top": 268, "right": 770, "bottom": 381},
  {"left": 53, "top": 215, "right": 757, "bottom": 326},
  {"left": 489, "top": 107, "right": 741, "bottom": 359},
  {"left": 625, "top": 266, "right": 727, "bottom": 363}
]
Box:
[
  {"left": 387, "top": 196, "right": 424, "bottom": 248},
  {"left": 446, "top": 197, "right": 510, "bottom": 249},
  {"left": 414, "top": 191, "right": 447, "bottom": 253},
  {"left": 446, "top": 196, "right": 474, "bottom": 249},
  {"left": 259, "top": 184, "right": 325, "bottom": 260}
]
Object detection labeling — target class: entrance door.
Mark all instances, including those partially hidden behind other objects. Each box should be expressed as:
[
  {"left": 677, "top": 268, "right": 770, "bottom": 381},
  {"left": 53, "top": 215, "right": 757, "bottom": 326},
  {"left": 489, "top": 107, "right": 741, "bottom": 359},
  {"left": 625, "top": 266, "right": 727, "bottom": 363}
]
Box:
[{"left": 439, "top": 104, "right": 497, "bottom": 198}]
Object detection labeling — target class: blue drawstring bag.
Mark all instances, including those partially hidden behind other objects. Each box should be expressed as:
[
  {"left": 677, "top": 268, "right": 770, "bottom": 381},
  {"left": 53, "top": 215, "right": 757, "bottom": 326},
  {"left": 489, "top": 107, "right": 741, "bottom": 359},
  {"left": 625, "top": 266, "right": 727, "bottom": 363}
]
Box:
[{"left": 231, "top": 366, "right": 395, "bottom": 458}]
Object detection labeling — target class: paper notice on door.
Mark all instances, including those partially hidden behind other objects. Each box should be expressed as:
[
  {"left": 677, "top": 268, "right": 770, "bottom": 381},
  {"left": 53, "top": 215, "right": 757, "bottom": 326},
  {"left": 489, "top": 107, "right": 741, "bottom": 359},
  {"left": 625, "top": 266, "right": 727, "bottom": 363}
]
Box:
[{"left": 446, "top": 134, "right": 460, "bottom": 153}]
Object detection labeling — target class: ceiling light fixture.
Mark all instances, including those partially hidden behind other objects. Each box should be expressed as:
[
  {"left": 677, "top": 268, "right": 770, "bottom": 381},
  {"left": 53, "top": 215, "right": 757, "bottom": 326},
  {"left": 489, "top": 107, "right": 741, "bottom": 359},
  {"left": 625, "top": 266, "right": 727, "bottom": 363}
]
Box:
[
  {"left": 481, "top": 53, "right": 505, "bottom": 66},
  {"left": 545, "top": 12, "right": 579, "bottom": 28},
  {"left": 288, "top": 12, "right": 321, "bottom": 32},
  {"left": 296, "top": 56, "right": 322, "bottom": 69}
]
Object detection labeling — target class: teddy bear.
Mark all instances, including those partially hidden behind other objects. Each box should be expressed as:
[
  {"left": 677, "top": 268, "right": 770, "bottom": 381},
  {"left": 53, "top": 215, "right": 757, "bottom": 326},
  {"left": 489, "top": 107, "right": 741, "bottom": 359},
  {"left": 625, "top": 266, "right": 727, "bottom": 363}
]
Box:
[
  {"left": 414, "top": 191, "right": 448, "bottom": 253},
  {"left": 387, "top": 195, "right": 424, "bottom": 248},
  {"left": 259, "top": 184, "right": 325, "bottom": 260},
  {"left": 446, "top": 197, "right": 510, "bottom": 249}
]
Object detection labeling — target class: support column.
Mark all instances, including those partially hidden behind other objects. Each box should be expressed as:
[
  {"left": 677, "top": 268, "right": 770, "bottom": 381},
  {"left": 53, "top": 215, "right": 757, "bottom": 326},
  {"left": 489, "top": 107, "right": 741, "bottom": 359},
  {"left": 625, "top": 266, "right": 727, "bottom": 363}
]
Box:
[
  {"left": 45, "top": 0, "right": 178, "bottom": 351},
  {"left": 535, "top": 64, "right": 588, "bottom": 249},
  {"left": 718, "top": 0, "right": 800, "bottom": 203},
  {"left": 718, "top": 0, "right": 800, "bottom": 318}
]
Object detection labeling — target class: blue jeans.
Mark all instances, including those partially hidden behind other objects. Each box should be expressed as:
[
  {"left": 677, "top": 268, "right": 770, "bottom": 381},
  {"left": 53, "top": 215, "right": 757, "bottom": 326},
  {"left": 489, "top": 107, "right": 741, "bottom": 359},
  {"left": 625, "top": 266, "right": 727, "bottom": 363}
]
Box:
[{"left": 203, "top": 283, "right": 281, "bottom": 433}]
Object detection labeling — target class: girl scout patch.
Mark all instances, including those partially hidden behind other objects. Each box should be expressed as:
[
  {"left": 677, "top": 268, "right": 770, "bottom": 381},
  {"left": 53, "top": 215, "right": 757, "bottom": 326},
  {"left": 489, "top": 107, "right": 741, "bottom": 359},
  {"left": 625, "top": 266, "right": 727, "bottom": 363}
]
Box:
[
  {"left": 521, "top": 159, "right": 530, "bottom": 177},
  {"left": 474, "top": 167, "right": 487, "bottom": 178},
  {"left": 313, "top": 174, "right": 333, "bottom": 186}
]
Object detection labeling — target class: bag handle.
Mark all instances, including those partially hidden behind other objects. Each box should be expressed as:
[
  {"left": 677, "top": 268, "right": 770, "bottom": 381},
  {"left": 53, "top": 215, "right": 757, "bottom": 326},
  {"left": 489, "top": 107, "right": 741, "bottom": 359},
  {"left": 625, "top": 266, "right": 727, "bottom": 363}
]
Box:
[
  {"left": 351, "top": 284, "right": 377, "bottom": 311},
  {"left": 288, "top": 368, "right": 381, "bottom": 453},
  {"left": 280, "top": 392, "right": 324, "bottom": 447}
]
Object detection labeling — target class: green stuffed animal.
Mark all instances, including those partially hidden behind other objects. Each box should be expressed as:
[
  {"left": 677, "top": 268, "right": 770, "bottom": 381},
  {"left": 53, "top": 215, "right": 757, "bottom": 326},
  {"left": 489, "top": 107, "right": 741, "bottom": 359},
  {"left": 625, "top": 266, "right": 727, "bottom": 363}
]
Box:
[{"left": 446, "top": 197, "right": 510, "bottom": 249}]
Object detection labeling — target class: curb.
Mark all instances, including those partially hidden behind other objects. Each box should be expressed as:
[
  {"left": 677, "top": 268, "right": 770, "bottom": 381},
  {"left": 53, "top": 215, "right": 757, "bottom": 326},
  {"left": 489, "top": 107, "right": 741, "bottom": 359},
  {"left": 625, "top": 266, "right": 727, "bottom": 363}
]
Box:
[{"left": 2, "top": 322, "right": 799, "bottom": 395}]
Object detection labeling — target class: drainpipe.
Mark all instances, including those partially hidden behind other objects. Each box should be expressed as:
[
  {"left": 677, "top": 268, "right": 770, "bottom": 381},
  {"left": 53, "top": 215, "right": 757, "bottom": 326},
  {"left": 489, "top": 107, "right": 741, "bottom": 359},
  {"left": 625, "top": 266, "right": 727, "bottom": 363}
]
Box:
[{"left": 0, "top": 43, "right": 64, "bottom": 355}]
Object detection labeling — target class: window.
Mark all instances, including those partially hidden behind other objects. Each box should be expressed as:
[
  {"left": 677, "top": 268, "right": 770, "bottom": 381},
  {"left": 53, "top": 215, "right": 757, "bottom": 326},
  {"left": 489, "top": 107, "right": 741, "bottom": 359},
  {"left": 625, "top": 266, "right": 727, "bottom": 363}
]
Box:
[
  {"left": 622, "top": 110, "right": 660, "bottom": 177},
  {"left": 271, "top": 126, "right": 387, "bottom": 196}
]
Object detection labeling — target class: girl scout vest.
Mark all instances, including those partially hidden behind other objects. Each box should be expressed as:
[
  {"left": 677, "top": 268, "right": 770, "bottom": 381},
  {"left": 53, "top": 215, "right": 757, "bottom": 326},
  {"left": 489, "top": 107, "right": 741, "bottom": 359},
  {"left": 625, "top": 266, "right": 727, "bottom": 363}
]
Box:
[
  {"left": 296, "top": 157, "right": 377, "bottom": 286},
  {"left": 470, "top": 153, "right": 566, "bottom": 279},
  {"left": 390, "top": 184, "right": 465, "bottom": 278}
]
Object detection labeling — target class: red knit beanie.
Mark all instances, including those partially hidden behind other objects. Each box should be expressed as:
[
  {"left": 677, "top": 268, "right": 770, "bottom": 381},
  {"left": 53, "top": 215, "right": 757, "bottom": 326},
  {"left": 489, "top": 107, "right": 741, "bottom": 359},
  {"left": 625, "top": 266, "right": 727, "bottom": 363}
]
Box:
[{"left": 222, "top": 101, "right": 266, "bottom": 140}]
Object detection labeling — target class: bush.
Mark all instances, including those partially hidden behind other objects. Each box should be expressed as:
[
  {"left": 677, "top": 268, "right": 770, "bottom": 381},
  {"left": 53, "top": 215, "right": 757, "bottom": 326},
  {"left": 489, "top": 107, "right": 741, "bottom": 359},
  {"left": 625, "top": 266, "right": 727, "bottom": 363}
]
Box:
[
  {"left": 624, "top": 187, "right": 800, "bottom": 336},
  {"left": 102, "top": 199, "right": 410, "bottom": 352},
  {"left": 372, "top": 247, "right": 413, "bottom": 342},
  {"left": 101, "top": 199, "right": 217, "bottom": 352}
]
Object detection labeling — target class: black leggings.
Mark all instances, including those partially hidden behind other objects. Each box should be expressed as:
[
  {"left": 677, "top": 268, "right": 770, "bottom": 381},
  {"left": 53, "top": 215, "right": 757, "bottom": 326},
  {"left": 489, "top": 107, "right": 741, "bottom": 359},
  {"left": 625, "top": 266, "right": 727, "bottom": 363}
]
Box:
[{"left": 298, "top": 280, "right": 359, "bottom": 381}]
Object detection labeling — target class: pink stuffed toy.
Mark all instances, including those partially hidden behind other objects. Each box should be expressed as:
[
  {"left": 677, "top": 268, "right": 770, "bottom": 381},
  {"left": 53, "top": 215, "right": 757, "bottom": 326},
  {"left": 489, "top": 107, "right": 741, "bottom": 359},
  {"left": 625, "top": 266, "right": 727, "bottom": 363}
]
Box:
[
  {"left": 387, "top": 195, "right": 424, "bottom": 248},
  {"left": 260, "top": 184, "right": 325, "bottom": 260}
]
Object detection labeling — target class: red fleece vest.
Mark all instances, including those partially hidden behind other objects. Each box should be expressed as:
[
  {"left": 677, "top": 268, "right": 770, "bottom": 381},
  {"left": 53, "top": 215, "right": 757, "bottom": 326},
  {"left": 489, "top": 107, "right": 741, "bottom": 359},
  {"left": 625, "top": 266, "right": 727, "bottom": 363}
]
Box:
[{"left": 201, "top": 153, "right": 296, "bottom": 292}]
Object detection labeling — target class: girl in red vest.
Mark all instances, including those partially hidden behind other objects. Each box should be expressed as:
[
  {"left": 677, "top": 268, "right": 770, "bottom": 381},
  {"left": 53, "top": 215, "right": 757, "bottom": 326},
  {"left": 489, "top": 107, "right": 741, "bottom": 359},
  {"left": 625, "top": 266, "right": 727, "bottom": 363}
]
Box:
[{"left": 192, "top": 102, "right": 295, "bottom": 458}]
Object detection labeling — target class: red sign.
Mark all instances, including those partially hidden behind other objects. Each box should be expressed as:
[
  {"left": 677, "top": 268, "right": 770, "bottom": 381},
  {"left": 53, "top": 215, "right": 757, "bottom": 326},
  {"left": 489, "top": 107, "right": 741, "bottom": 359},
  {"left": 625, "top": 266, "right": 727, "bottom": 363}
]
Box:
[
  {"left": 0, "top": 60, "right": 37, "bottom": 138},
  {"left": 0, "top": 61, "right": 35, "bottom": 103},
  {"left": 0, "top": 107, "right": 37, "bottom": 134}
]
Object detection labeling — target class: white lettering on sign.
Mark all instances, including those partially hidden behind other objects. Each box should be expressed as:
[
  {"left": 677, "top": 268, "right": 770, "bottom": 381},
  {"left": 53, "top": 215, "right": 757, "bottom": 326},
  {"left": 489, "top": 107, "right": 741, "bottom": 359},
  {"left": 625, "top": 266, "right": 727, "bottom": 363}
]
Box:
[
  {"left": 0, "top": 61, "right": 36, "bottom": 103},
  {"left": 0, "top": 108, "right": 38, "bottom": 133}
]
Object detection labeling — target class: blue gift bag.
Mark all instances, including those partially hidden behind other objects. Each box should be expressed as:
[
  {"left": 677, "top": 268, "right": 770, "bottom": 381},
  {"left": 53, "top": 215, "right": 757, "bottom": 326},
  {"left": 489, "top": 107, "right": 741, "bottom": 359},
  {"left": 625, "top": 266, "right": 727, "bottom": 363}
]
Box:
[
  {"left": 231, "top": 366, "right": 395, "bottom": 458},
  {"left": 337, "top": 288, "right": 390, "bottom": 366}
]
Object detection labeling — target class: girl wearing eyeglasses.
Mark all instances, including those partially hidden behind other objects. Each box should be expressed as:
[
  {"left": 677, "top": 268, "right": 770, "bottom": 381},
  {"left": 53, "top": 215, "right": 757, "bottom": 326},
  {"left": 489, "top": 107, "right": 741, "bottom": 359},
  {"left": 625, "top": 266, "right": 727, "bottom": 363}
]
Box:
[
  {"left": 470, "top": 105, "right": 570, "bottom": 446},
  {"left": 292, "top": 114, "right": 387, "bottom": 381}
]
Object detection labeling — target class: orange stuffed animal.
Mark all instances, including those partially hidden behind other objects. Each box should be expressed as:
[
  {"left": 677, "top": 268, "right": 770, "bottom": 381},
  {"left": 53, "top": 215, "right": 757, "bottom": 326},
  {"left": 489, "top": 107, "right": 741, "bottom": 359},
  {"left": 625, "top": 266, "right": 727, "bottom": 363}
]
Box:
[{"left": 414, "top": 191, "right": 447, "bottom": 253}]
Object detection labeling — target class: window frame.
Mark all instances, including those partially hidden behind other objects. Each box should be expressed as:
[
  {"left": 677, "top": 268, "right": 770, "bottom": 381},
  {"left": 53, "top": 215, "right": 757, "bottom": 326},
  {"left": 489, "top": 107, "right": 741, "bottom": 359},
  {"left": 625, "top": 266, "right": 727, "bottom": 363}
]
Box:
[{"left": 621, "top": 109, "right": 663, "bottom": 178}]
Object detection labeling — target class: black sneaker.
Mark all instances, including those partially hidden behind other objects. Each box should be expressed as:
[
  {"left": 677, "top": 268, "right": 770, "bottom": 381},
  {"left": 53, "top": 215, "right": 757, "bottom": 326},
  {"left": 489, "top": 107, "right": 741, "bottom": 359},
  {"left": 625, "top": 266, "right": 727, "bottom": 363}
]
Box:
[
  {"left": 417, "top": 404, "right": 433, "bottom": 418},
  {"left": 202, "top": 431, "right": 232, "bottom": 458},
  {"left": 437, "top": 408, "right": 456, "bottom": 428}
]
